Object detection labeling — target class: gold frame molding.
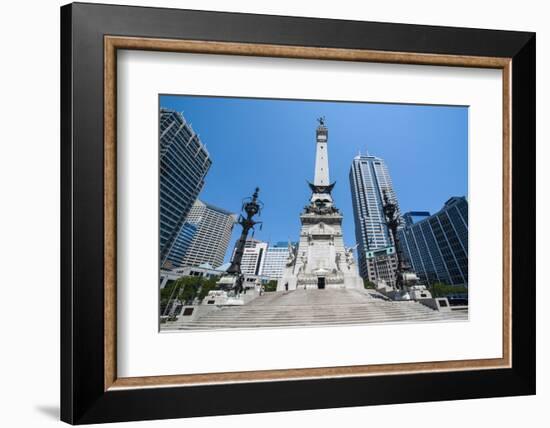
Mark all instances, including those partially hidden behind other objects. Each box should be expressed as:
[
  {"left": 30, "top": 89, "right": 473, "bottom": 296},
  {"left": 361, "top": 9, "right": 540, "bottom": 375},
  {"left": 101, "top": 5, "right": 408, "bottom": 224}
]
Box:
[{"left": 104, "top": 35, "right": 512, "bottom": 391}]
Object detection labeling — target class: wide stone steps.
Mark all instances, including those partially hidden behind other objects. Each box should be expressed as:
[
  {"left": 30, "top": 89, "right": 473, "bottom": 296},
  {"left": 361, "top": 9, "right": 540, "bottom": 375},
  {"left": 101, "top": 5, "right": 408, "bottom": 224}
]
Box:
[
  {"left": 247, "top": 289, "right": 380, "bottom": 306},
  {"left": 165, "top": 289, "right": 467, "bottom": 331},
  {"left": 174, "top": 313, "right": 466, "bottom": 330}
]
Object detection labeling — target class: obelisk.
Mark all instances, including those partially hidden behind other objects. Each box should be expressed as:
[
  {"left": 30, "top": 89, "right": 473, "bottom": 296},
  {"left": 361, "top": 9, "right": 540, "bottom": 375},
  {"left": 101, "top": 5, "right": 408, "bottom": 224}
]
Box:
[{"left": 278, "top": 118, "right": 363, "bottom": 291}]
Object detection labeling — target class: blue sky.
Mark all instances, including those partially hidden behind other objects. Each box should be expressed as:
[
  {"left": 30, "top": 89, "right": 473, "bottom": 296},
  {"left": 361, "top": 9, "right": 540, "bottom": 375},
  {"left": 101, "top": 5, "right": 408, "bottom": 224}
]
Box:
[{"left": 160, "top": 95, "right": 468, "bottom": 263}]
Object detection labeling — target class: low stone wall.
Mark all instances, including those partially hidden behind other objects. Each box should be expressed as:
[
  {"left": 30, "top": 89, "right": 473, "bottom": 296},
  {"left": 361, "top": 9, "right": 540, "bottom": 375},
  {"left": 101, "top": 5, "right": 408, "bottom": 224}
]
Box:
[{"left": 418, "top": 297, "right": 451, "bottom": 312}]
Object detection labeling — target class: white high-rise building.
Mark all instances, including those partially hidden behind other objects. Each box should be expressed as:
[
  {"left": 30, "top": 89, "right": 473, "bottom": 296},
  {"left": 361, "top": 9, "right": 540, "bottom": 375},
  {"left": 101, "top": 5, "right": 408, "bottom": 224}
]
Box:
[
  {"left": 180, "top": 200, "right": 237, "bottom": 269},
  {"left": 232, "top": 238, "right": 268, "bottom": 276},
  {"left": 349, "top": 154, "right": 400, "bottom": 283}
]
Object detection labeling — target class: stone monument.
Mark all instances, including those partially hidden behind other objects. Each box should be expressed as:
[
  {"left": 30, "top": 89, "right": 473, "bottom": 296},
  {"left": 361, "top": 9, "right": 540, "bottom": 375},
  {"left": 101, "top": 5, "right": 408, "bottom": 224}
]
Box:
[{"left": 278, "top": 118, "right": 363, "bottom": 290}]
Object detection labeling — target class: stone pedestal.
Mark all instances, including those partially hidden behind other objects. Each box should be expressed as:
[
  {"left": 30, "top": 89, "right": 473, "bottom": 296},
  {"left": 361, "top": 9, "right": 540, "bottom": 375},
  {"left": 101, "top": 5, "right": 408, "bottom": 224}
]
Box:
[{"left": 278, "top": 211, "right": 363, "bottom": 291}]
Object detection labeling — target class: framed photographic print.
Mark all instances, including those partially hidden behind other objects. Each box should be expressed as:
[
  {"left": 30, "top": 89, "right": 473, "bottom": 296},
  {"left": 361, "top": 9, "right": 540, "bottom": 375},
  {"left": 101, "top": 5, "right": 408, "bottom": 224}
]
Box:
[{"left": 60, "top": 2, "right": 536, "bottom": 424}]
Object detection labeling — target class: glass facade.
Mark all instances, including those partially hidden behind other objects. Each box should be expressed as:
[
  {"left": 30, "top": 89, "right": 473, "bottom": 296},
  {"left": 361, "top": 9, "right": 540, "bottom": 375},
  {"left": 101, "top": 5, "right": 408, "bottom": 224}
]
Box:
[
  {"left": 398, "top": 197, "right": 468, "bottom": 286},
  {"left": 163, "top": 222, "right": 197, "bottom": 268},
  {"left": 159, "top": 108, "right": 212, "bottom": 265}
]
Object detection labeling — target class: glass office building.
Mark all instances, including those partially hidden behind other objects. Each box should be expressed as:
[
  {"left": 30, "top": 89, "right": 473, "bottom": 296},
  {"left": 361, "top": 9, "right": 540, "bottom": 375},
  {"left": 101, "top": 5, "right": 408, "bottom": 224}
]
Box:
[
  {"left": 159, "top": 108, "right": 212, "bottom": 265},
  {"left": 349, "top": 154, "right": 400, "bottom": 281},
  {"left": 398, "top": 197, "right": 468, "bottom": 286}
]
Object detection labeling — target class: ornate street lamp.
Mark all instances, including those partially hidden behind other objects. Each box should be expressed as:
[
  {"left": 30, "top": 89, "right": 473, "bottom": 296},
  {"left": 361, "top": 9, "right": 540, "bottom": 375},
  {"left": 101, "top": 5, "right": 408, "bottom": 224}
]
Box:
[
  {"left": 382, "top": 190, "right": 407, "bottom": 289},
  {"left": 225, "top": 187, "right": 263, "bottom": 294}
]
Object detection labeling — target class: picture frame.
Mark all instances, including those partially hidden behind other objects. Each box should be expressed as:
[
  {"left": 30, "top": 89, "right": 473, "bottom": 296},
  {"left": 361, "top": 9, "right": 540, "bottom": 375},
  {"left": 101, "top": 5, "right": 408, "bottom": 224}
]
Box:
[{"left": 60, "top": 2, "right": 535, "bottom": 424}]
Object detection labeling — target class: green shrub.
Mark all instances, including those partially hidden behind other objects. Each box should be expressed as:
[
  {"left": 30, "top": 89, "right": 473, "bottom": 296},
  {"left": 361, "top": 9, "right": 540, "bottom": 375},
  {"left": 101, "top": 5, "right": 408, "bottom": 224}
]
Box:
[
  {"left": 264, "top": 280, "right": 278, "bottom": 292},
  {"left": 363, "top": 280, "right": 376, "bottom": 289}
]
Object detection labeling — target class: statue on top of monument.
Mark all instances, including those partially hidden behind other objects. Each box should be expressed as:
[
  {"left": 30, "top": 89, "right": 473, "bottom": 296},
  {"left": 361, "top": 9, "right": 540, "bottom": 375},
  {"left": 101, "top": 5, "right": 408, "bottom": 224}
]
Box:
[{"left": 317, "top": 116, "right": 326, "bottom": 126}]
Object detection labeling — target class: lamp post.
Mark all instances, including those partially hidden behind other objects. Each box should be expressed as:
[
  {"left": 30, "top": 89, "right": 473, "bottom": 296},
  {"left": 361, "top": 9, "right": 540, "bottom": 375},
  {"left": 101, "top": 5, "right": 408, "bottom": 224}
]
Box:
[
  {"left": 226, "top": 187, "right": 263, "bottom": 294},
  {"left": 382, "top": 190, "right": 406, "bottom": 289}
]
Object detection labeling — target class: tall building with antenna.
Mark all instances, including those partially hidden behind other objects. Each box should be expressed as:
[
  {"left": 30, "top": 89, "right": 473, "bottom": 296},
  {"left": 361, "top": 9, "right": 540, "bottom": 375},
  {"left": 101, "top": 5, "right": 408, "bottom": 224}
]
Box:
[{"left": 349, "top": 153, "right": 400, "bottom": 284}]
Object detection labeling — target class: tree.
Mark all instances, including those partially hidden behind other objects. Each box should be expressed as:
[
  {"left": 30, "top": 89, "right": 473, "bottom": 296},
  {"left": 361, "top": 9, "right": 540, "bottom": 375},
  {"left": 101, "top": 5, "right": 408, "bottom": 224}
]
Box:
[
  {"left": 179, "top": 279, "right": 200, "bottom": 304},
  {"left": 197, "top": 277, "right": 219, "bottom": 302},
  {"left": 160, "top": 276, "right": 212, "bottom": 311},
  {"left": 160, "top": 279, "right": 183, "bottom": 314}
]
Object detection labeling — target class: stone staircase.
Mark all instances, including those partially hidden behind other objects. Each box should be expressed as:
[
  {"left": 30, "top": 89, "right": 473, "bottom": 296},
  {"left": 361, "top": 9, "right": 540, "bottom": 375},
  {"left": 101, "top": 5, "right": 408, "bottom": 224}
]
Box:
[{"left": 164, "top": 288, "right": 468, "bottom": 331}]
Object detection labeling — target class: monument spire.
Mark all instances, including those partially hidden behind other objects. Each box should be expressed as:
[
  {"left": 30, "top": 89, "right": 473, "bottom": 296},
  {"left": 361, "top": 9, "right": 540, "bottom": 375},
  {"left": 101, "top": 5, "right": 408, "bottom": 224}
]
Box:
[
  {"left": 308, "top": 117, "right": 336, "bottom": 199},
  {"left": 314, "top": 116, "right": 329, "bottom": 186}
]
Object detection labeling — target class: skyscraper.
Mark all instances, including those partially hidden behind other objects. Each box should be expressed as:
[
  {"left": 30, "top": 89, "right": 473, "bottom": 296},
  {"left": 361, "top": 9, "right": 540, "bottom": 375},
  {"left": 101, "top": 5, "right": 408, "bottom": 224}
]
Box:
[
  {"left": 179, "top": 199, "right": 238, "bottom": 269},
  {"left": 398, "top": 197, "right": 468, "bottom": 286},
  {"left": 232, "top": 238, "right": 268, "bottom": 276},
  {"left": 260, "top": 242, "right": 296, "bottom": 279},
  {"left": 349, "top": 154, "right": 400, "bottom": 282},
  {"left": 159, "top": 108, "right": 212, "bottom": 265}
]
